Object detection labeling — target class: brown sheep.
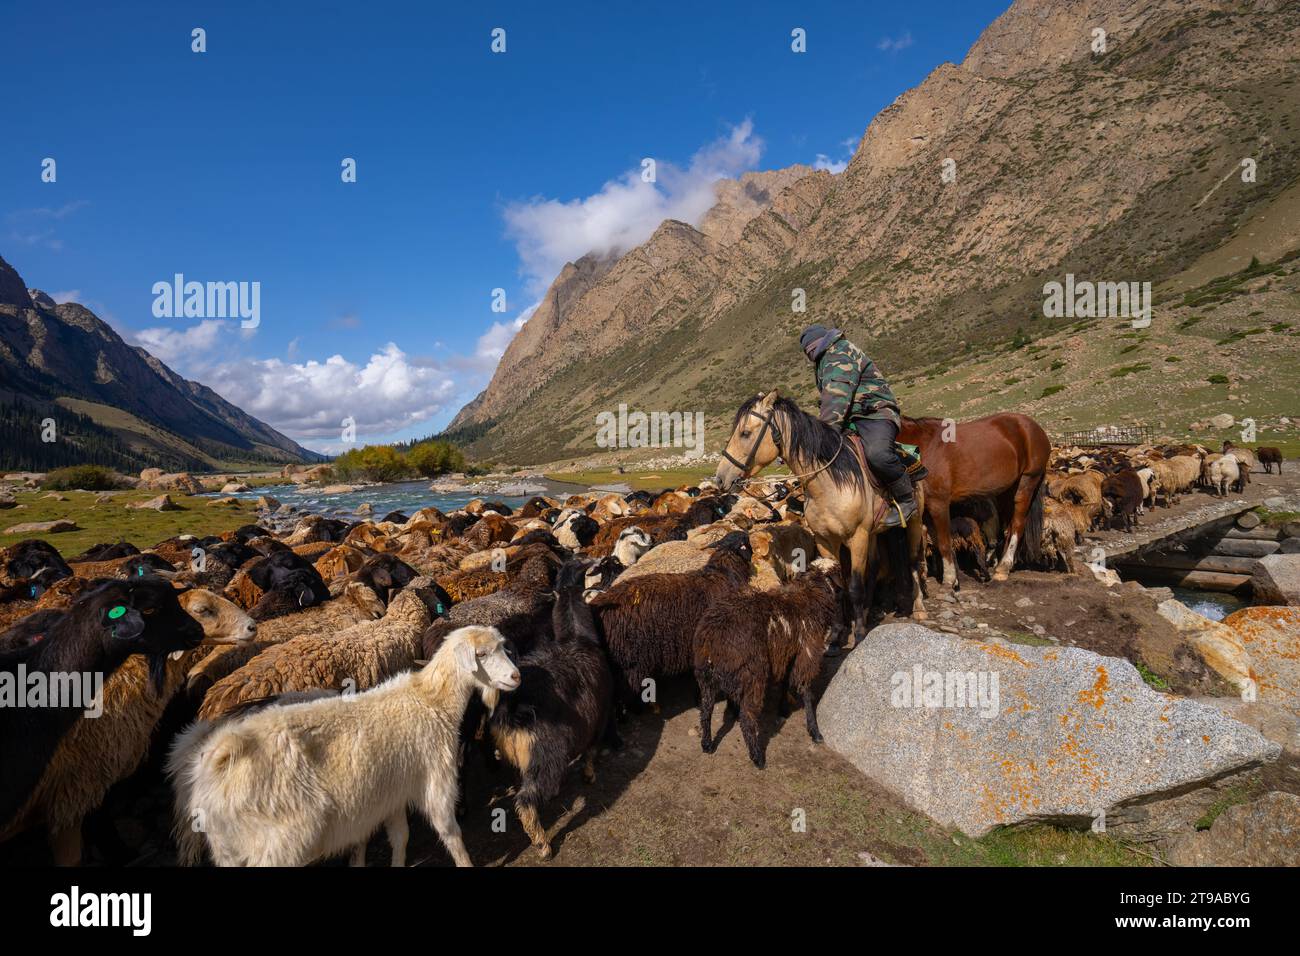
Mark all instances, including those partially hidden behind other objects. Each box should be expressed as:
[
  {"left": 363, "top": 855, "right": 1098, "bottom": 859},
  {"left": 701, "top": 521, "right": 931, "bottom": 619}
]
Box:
[{"left": 196, "top": 580, "right": 443, "bottom": 721}]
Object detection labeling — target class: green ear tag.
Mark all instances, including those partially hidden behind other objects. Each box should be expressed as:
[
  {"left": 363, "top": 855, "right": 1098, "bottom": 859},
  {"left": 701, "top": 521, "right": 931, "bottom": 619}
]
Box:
[
  {"left": 138, "top": 566, "right": 145, "bottom": 577},
  {"left": 108, "top": 605, "right": 127, "bottom": 620},
  {"left": 435, "top": 603, "right": 445, "bottom": 614}
]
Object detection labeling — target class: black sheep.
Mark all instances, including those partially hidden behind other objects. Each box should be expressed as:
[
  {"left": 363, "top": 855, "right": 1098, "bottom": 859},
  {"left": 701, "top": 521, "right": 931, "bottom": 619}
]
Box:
[
  {"left": 69, "top": 541, "right": 139, "bottom": 563},
  {"left": 589, "top": 531, "right": 752, "bottom": 711},
  {"left": 488, "top": 559, "right": 616, "bottom": 859},
  {"left": 4, "top": 540, "right": 73, "bottom": 587},
  {"left": 694, "top": 570, "right": 839, "bottom": 768}
]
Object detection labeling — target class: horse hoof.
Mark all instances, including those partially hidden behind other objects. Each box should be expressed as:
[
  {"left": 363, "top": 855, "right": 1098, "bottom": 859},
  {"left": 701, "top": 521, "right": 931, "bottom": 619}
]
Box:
[
  {"left": 992, "top": 571, "right": 1009, "bottom": 582},
  {"left": 914, "top": 611, "right": 928, "bottom": 622}
]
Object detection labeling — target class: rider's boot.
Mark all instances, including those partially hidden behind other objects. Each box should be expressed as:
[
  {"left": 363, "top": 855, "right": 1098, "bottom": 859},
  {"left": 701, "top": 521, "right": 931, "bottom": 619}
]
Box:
[{"left": 881, "top": 475, "right": 917, "bottom": 530}]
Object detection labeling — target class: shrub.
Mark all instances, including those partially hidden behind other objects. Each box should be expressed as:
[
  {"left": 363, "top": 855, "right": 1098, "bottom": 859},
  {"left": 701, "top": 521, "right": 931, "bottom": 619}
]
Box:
[
  {"left": 1040, "top": 385, "right": 1066, "bottom": 398},
  {"left": 41, "top": 465, "right": 127, "bottom": 491},
  {"left": 1206, "top": 374, "right": 1229, "bottom": 385},
  {"left": 406, "top": 440, "right": 465, "bottom": 478},
  {"left": 330, "top": 445, "right": 412, "bottom": 483}
]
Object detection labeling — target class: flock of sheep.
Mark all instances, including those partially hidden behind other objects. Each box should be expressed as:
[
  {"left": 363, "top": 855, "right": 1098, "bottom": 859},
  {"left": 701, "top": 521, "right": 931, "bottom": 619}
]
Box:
[{"left": 0, "top": 437, "right": 1283, "bottom": 866}]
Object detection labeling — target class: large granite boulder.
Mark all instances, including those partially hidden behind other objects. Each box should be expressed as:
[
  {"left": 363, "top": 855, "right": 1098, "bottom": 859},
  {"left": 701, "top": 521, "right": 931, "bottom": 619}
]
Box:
[
  {"left": 817, "top": 623, "right": 1279, "bottom": 837},
  {"left": 1251, "top": 554, "right": 1300, "bottom": 605},
  {"left": 1165, "top": 792, "right": 1300, "bottom": 866}
]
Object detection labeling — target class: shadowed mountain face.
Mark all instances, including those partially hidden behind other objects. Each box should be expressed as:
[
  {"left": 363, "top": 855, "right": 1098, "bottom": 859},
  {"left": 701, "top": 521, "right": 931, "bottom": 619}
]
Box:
[
  {"left": 449, "top": 0, "right": 1300, "bottom": 465},
  {"left": 0, "top": 255, "right": 320, "bottom": 471}
]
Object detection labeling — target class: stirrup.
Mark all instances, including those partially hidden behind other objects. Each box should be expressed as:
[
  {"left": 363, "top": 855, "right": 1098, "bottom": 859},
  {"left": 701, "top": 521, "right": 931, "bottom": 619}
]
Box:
[{"left": 881, "top": 499, "right": 915, "bottom": 530}]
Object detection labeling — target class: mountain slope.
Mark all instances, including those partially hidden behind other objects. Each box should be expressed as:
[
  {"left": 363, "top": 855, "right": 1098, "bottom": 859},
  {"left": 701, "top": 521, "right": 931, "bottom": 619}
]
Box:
[
  {"left": 450, "top": 0, "right": 1300, "bottom": 466},
  {"left": 0, "top": 255, "right": 321, "bottom": 471}
]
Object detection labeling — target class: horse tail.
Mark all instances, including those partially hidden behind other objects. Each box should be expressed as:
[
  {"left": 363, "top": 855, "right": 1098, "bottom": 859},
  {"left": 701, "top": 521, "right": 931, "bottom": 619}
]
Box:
[{"left": 1020, "top": 477, "right": 1046, "bottom": 567}]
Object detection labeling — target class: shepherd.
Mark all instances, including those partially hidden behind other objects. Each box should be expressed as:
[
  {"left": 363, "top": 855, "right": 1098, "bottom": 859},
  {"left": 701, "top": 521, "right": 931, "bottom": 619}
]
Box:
[{"left": 798, "top": 324, "right": 915, "bottom": 528}]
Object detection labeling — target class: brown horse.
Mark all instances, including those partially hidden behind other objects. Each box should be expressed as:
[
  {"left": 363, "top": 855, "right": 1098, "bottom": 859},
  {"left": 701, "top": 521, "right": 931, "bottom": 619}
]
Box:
[
  {"left": 897, "top": 413, "right": 1050, "bottom": 588},
  {"left": 715, "top": 390, "right": 927, "bottom": 647}
]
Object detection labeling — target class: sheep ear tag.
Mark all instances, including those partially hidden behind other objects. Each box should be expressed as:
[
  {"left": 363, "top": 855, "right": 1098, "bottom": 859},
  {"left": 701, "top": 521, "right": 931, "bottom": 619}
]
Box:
[{"left": 454, "top": 641, "right": 477, "bottom": 674}]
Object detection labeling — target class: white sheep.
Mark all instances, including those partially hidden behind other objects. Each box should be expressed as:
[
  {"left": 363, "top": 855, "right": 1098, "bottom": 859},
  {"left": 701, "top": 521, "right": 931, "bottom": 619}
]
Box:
[
  {"left": 167, "top": 625, "right": 520, "bottom": 867},
  {"left": 1206, "top": 455, "right": 1240, "bottom": 497}
]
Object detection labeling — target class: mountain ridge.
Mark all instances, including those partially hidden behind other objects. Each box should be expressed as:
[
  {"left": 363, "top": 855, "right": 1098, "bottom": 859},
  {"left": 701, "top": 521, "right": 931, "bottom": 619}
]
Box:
[
  {"left": 448, "top": 0, "right": 1300, "bottom": 465},
  {"left": 0, "top": 254, "right": 322, "bottom": 471}
]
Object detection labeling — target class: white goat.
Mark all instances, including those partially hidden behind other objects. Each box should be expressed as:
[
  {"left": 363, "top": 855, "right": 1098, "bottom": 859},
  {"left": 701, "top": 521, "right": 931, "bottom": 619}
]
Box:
[{"left": 167, "top": 625, "right": 519, "bottom": 867}]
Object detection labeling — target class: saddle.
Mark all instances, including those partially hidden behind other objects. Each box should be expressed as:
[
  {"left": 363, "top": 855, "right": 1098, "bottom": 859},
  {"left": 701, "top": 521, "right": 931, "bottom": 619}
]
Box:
[{"left": 845, "top": 434, "right": 928, "bottom": 529}]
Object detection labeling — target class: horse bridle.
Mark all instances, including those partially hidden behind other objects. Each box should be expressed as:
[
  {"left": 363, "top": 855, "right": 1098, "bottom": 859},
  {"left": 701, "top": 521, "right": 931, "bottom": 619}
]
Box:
[
  {"left": 720, "top": 408, "right": 783, "bottom": 479},
  {"left": 722, "top": 405, "right": 845, "bottom": 486}
]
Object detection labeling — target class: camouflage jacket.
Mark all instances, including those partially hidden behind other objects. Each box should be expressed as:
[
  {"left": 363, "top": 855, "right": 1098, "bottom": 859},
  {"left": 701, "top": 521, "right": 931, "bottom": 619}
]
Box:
[{"left": 813, "top": 332, "right": 900, "bottom": 429}]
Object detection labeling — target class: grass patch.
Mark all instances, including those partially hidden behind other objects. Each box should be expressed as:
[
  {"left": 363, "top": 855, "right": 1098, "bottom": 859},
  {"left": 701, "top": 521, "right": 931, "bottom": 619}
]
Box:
[
  {"left": 1039, "top": 385, "right": 1066, "bottom": 399},
  {"left": 1110, "top": 363, "right": 1151, "bottom": 378},
  {"left": 1206, "top": 374, "right": 1230, "bottom": 384},
  {"left": 0, "top": 490, "right": 258, "bottom": 557},
  {"left": 1134, "top": 661, "right": 1169, "bottom": 691},
  {"left": 1194, "top": 780, "right": 1262, "bottom": 831}
]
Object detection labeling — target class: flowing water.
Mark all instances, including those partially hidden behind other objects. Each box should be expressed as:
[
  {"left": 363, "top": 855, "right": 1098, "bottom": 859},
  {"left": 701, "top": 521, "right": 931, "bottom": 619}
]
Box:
[
  {"left": 212, "top": 477, "right": 591, "bottom": 520},
  {"left": 1169, "top": 585, "right": 1247, "bottom": 622}
]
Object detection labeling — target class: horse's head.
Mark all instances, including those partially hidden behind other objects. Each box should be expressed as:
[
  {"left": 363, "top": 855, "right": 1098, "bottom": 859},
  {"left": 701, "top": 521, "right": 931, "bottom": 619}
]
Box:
[{"left": 715, "top": 390, "right": 782, "bottom": 491}]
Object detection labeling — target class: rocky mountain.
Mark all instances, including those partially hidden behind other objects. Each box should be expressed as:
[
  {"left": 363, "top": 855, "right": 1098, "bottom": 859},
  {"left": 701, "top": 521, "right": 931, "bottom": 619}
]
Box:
[
  {"left": 0, "top": 255, "right": 322, "bottom": 471},
  {"left": 449, "top": 0, "right": 1300, "bottom": 466}
]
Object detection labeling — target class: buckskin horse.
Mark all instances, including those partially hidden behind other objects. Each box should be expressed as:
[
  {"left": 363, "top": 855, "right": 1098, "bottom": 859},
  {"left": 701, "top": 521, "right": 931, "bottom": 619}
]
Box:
[
  {"left": 714, "top": 390, "right": 927, "bottom": 648},
  {"left": 897, "top": 413, "right": 1050, "bottom": 589}
]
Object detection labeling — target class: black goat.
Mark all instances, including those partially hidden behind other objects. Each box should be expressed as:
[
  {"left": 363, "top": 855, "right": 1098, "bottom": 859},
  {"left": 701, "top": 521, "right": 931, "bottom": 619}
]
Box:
[
  {"left": 488, "top": 559, "right": 615, "bottom": 859},
  {"left": 0, "top": 577, "right": 204, "bottom": 826},
  {"left": 69, "top": 541, "right": 139, "bottom": 563}
]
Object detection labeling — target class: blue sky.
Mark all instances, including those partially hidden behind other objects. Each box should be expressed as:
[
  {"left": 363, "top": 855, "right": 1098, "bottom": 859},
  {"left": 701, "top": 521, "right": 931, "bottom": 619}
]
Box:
[{"left": 3, "top": 0, "right": 1009, "bottom": 453}]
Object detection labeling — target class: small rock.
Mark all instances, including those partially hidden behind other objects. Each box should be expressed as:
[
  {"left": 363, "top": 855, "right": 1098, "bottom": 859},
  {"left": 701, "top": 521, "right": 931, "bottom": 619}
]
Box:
[
  {"left": 1014, "top": 597, "right": 1034, "bottom": 608},
  {"left": 257, "top": 495, "right": 280, "bottom": 510},
  {"left": 1263, "top": 496, "right": 1288, "bottom": 511},
  {"left": 1280, "top": 537, "right": 1300, "bottom": 554},
  {"left": 127, "top": 494, "right": 179, "bottom": 512},
  {"left": 1237, "top": 511, "right": 1261, "bottom": 530}
]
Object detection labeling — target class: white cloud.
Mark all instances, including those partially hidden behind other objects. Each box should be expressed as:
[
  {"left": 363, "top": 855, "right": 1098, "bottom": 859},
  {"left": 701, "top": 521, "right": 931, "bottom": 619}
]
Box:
[
  {"left": 132, "top": 319, "right": 228, "bottom": 364},
  {"left": 813, "top": 154, "right": 848, "bottom": 174},
  {"left": 202, "top": 343, "right": 460, "bottom": 447},
  {"left": 877, "top": 32, "right": 913, "bottom": 52},
  {"left": 503, "top": 120, "right": 764, "bottom": 290},
  {"left": 49, "top": 290, "right": 81, "bottom": 304}
]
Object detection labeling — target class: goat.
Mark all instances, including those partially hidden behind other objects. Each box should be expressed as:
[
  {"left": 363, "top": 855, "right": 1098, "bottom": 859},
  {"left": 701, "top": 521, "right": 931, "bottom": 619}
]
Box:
[
  {"left": 0, "top": 578, "right": 204, "bottom": 827},
  {"left": 488, "top": 560, "right": 615, "bottom": 859},
  {"left": 168, "top": 625, "right": 520, "bottom": 867},
  {"left": 693, "top": 571, "right": 838, "bottom": 768},
  {"left": 0, "top": 589, "right": 254, "bottom": 864},
  {"left": 1257, "top": 447, "right": 1283, "bottom": 474}
]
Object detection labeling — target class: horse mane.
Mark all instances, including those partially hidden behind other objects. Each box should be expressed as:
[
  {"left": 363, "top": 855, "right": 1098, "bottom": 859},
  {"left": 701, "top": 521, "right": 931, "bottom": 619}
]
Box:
[{"left": 735, "top": 395, "right": 864, "bottom": 491}]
